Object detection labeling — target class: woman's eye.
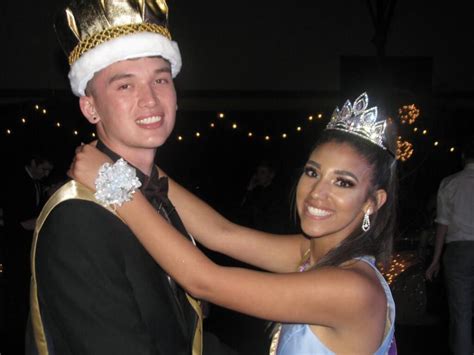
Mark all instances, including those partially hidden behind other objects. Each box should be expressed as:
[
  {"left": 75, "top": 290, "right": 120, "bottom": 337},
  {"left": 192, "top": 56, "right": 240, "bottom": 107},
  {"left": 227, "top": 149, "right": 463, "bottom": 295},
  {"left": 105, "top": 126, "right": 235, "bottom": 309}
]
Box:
[
  {"left": 335, "top": 178, "right": 355, "bottom": 188},
  {"left": 303, "top": 166, "right": 318, "bottom": 178}
]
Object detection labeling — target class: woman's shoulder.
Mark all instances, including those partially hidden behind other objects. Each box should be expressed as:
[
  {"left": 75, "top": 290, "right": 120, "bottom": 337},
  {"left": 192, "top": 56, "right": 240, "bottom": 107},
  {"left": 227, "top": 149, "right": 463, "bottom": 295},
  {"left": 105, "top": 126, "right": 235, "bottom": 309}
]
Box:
[{"left": 309, "top": 259, "right": 387, "bottom": 312}]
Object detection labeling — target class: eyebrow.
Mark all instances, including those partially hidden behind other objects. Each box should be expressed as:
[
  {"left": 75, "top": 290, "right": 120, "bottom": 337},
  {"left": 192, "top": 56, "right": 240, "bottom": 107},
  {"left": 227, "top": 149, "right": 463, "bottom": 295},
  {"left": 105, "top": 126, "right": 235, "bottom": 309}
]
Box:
[
  {"left": 334, "top": 169, "right": 359, "bottom": 182},
  {"left": 306, "top": 160, "right": 359, "bottom": 182},
  {"left": 108, "top": 67, "right": 172, "bottom": 85}
]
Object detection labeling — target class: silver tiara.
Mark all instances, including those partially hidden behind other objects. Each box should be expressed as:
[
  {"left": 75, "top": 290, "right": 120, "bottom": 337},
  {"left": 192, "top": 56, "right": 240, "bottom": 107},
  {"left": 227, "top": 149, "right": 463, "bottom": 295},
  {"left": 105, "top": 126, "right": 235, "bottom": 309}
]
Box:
[{"left": 326, "top": 92, "right": 387, "bottom": 150}]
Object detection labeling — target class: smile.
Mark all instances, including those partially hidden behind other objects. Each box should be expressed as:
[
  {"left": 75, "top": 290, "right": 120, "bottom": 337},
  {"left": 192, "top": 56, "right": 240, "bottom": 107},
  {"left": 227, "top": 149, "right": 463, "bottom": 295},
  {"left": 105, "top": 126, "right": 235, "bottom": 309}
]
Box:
[
  {"left": 136, "top": 116, "right": 162, "bottom": 125},
  {"left": 307, "top": 206, "right": 332, "bottom": 217}
]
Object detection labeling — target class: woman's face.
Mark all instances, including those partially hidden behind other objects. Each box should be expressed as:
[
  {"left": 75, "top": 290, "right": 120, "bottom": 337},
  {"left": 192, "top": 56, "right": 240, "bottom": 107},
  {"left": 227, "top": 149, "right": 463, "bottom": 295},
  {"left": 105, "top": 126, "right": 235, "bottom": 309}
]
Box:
[{"left": 296, "top": 141, "right": 377, "bottom": 243}]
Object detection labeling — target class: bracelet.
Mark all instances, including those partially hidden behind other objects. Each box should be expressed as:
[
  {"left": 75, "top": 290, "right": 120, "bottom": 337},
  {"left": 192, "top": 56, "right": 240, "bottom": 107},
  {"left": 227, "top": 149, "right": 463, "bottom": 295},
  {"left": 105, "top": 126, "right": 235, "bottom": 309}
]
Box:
[{"left": 94, "top": 158, "right": 142, "bottom": 208}]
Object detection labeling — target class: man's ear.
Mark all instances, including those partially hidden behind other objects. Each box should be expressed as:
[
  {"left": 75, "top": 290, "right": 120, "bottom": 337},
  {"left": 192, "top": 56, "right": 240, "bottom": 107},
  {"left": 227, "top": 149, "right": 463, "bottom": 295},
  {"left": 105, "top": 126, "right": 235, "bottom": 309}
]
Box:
[{"left": 79, "top": 96, "right": 100, "bottom": 124}]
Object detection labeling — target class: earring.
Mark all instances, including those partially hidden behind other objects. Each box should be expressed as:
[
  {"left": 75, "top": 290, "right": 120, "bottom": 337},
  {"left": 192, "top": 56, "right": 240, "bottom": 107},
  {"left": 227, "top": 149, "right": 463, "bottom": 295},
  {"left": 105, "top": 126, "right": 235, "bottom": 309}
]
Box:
[{"left": 362, "top": 211, "right": 371, "bottom": 232}]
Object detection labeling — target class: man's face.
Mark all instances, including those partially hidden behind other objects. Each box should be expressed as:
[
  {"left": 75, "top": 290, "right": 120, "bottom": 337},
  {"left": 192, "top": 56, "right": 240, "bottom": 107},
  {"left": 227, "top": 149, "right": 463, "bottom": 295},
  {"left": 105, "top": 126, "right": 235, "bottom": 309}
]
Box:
[
  {"left": 30, "top": 160, "right": 53, "bottom": 180},
  {"left": 81, "top": 57, "right": 177, "bottom": 158}
]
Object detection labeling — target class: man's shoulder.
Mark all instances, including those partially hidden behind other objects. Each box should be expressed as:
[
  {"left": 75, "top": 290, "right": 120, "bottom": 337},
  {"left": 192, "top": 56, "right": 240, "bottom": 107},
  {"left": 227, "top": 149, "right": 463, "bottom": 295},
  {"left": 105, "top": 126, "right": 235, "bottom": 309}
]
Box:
[
  {"left": 41, "top": 180, "right": 117, "bottom": 217},
  {"left": 38, "top": 180, "right": 123, "bottom": 235},
  {"left": 440, "top": 171, "right": 463, "bottom": 189}
]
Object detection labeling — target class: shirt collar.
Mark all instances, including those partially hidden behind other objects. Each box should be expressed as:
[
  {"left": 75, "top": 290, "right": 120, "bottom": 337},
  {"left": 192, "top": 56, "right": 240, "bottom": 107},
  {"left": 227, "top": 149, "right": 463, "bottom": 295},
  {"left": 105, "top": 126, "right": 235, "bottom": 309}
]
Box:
[{"left": 464, "top": 162, "right": 474, "bottom": 170}]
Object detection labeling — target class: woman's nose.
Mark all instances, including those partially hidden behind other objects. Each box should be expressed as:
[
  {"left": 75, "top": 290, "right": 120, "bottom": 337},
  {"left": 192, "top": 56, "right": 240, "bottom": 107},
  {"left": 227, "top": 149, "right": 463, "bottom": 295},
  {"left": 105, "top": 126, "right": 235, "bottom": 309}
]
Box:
[{"left": 310, "top": 180, "right": 329, "bottom": 200}]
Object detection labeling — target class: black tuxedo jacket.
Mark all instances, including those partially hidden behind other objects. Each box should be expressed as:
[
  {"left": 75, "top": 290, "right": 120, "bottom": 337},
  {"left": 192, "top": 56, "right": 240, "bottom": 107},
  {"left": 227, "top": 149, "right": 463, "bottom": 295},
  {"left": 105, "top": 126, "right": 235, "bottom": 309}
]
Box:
[{"left": 26, "top": 181, "right": 198, "bottom": 354}]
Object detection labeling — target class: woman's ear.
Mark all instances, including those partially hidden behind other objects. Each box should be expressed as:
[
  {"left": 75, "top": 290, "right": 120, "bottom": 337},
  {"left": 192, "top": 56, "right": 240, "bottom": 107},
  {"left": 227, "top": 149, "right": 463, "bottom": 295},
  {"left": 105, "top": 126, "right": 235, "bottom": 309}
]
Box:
[
  {"left": 364, "top": 189, "right": 387, "bottom": 215},
  {"left": 79, "top": 96, "right": 100, "bottom": 124},
  {"left": 373, "top": 189, "right": 387, "bottom": 212}
]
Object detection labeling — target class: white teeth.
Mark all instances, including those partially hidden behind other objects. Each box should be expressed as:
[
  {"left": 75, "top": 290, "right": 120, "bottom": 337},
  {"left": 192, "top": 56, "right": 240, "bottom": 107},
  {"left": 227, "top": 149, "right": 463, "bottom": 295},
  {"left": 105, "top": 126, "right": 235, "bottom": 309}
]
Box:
[
  {"left": 136, "top": 116, "right": 162, "bottom": 125},
  {"left": 307, "top": 206, "right": 331, "bottom": 217}
]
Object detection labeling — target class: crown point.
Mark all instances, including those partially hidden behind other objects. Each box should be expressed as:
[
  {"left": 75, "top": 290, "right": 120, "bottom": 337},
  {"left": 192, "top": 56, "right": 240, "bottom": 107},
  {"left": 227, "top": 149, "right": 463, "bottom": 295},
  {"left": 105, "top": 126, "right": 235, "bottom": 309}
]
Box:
[{"left": 325, "top": 92, "right": 388, "bottom": 151}]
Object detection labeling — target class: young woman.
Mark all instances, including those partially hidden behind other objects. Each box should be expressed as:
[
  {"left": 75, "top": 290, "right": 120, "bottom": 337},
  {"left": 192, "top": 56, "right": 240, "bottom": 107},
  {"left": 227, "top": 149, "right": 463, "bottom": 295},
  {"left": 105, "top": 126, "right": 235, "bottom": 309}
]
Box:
[{"left": 69, "top": 93, "right": 398, "bottom": 354}]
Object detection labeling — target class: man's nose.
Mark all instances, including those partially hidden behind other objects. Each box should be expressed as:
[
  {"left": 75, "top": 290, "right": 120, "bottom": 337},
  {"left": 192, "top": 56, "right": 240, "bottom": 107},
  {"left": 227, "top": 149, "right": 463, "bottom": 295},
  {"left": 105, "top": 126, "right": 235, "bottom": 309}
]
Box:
[{"left": 138, "top": 85, "right": 158, "bottom": 108}]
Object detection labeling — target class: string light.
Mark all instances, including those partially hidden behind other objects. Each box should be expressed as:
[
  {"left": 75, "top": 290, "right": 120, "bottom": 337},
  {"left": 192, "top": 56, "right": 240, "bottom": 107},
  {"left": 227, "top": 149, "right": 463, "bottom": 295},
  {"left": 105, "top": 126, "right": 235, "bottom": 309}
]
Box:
[
  {"left": 379, "top": 253, "right": 413, "bottom": 285},
  {"left": 1, "top": 103, "right": 462, "bottom": 163},
  {"left": 398, "top": 104, "right": 420, "bottom": 125},
  {"left": 396, "top": 138, "right": 414, "bottom": 162}
]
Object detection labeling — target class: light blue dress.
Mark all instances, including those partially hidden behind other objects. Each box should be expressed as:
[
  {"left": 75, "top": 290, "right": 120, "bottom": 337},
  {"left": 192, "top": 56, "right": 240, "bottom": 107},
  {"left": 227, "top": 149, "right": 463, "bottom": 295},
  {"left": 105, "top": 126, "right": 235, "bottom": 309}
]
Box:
[{"left": 275, "top": 256, "right": 396, "bottom": 355}]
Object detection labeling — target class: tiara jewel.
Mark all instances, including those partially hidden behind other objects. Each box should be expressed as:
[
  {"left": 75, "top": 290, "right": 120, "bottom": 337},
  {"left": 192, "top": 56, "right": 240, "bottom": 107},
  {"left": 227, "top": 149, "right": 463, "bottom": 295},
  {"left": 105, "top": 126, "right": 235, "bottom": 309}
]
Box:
[{"left": 326, "top": 92, "right": 387, "bottom": 150}]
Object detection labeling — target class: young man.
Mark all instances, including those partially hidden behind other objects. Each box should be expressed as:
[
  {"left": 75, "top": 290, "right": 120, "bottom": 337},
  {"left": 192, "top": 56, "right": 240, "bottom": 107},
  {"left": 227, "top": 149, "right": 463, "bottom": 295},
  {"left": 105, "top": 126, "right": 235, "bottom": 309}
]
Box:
[
  {"left": 3, "top": 154, "right": 53, "bottom": 353},
  {"left": 26, "top": 1, "right": 202, "bottom": 354},
  {"left": 426, "top": 139, "right": 474, "bottom": 355}
]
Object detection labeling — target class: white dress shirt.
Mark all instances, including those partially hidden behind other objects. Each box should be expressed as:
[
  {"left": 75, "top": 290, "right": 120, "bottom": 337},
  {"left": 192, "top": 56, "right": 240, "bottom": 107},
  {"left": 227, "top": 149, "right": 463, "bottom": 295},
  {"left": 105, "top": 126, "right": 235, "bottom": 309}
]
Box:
[{"left": 436, "top": 162, "right": 474, "bottom": 243}]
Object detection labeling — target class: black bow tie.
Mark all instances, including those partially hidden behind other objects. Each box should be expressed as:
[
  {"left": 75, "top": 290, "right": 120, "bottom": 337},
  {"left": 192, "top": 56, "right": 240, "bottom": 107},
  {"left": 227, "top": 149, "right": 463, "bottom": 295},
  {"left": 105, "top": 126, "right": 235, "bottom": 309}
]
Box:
[{"left": 143, "top": 175, "right": 169, "bottom": 203}]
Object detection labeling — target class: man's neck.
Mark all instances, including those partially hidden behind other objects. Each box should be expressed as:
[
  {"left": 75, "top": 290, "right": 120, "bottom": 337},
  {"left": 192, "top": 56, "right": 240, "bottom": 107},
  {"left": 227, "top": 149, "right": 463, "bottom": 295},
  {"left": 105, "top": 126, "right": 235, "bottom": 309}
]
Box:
[{"left": 97, "top": 140, "right": 156, "bottom": 176}]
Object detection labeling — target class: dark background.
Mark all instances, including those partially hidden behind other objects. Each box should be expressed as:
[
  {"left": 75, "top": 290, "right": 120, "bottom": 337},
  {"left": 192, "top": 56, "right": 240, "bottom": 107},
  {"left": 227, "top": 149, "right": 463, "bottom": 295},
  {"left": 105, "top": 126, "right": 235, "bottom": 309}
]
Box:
[{"left": 1, "top": 1, "right": 473, "bottom": 354}]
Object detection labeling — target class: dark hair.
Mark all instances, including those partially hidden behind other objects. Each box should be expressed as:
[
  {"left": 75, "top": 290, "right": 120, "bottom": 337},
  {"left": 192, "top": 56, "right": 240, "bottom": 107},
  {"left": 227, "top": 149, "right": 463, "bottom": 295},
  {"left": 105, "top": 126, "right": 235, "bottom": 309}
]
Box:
[
  {"left": 23, "top": 152, "right": 52, "bottom": 167},
  {"left": 462, "top": 138, "right": 474, "bottom": 161},
  {"left": 306, "top": 129, "right": 398, "bottom": 269}
]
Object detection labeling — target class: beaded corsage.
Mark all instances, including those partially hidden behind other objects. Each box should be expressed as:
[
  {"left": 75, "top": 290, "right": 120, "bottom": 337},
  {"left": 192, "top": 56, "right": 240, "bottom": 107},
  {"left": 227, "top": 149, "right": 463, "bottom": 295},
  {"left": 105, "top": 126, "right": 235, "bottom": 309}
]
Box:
[{"left": 94, "top": 158, "right": 142, "bottom": 208}]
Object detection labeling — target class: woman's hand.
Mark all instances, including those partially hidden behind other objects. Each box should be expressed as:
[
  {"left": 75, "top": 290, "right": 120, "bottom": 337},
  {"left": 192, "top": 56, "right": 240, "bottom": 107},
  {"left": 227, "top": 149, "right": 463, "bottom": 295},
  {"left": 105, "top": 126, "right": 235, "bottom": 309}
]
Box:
[{"left": 68, "top": 142, "right": 112, "bottom": 191}]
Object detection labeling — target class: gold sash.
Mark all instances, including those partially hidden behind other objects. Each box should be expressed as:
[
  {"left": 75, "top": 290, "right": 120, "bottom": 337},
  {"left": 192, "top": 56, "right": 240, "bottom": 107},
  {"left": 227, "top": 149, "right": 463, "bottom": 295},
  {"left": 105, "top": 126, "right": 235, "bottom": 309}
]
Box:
[{"left": 30, "top": 180, "right": 202, "bottom": 355}]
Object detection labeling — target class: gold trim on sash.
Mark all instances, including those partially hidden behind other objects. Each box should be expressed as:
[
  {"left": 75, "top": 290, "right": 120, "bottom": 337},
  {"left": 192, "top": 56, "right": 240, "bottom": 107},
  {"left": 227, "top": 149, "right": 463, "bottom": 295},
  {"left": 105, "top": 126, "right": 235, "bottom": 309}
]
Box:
[
  {"left": 186, "top": 294, "right": 203, "bottom": 355},
  {"left": 30, "top": 180, "right": 202, "bottom": 355},
  {"left": 31, "top": 180, "right": 108, "bottom": 354}
]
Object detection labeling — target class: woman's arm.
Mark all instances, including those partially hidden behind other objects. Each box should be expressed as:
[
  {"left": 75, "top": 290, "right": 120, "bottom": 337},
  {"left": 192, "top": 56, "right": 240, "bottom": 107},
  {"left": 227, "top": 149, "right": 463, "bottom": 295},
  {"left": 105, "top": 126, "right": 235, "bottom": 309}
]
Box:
[
  {"left": 117, "top": 191, "right": 385, "bottom": 332},
  {"left": 70, "top": 144, "right": 305, "bottom": 272},
  {"left": 163, "top": 171, "right": 305, "bottom": 272}
]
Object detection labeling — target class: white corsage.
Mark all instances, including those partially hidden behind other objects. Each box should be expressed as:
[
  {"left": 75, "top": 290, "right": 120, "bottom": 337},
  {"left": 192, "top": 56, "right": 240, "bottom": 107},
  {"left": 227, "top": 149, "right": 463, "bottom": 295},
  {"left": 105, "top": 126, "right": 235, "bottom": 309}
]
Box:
[{"left": 94, "top": 158, "right": 142, "bottom": 208}]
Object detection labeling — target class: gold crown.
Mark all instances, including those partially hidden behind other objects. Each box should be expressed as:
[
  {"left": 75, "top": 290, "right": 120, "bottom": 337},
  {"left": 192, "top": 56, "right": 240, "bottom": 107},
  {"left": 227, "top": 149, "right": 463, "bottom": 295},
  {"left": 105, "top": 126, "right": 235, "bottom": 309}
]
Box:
[
  {"left": 326, "top": 92, "right": 388, "bottom": 150},
  {"left": 55, "top": 0, "right": 172, "bottom": 65}
]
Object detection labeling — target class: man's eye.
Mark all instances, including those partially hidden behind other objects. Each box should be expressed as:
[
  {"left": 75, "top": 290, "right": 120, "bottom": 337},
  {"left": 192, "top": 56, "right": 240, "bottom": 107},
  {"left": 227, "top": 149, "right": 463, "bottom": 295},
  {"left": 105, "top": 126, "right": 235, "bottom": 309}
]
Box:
[
  {"left": 155, "top": 78, "right": 168, "bottom": 84},
  {"left": 118, "top": 84, "right": 130, "bottom": 90}
]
